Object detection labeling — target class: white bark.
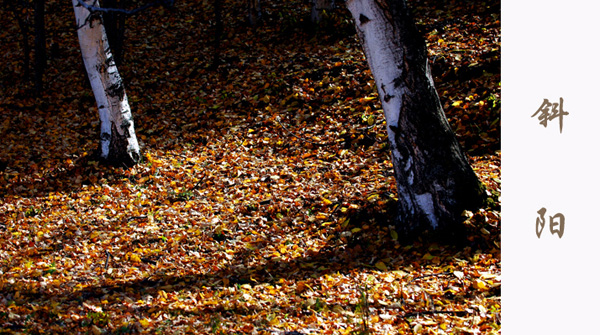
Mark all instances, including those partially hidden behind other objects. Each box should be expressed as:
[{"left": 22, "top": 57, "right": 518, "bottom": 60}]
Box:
[{"left": 72, "top": 0, "right": 140, "bottom": 166}]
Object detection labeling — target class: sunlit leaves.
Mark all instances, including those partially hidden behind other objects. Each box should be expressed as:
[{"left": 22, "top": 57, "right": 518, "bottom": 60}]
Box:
[{"left": 0, "top": 0, "right": 499, "bottom": 333}]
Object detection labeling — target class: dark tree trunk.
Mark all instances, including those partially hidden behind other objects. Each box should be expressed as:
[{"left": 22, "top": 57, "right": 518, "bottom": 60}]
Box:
[
  {"left": 8, "top": 1, "right": 31, "bottom": 82},
  {"left": 346, "top": 0, "right": 485, "bottom": 235},
  {"left": 311, "top": 0, "right": 334, "bottom": 23},
  {"left": 246, "top": 0, "right": 261, "bottom": 26},
  {"left": 103, "top": 0, "right": 127, "bottom": 66},
  {"left": 211, "top": 0, "right": 223, "bottom": 69},
  {"left": 33, "top": 0, "right": 46, "bottom": 95}
]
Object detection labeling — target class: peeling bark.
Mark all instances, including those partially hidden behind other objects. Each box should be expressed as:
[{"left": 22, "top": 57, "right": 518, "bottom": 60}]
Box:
[
  {"left": 346, "top": 0, "right": 485, "bottom": 234},
  {"left": 72, "top": 0, "right": 140, "bottom": 166}
]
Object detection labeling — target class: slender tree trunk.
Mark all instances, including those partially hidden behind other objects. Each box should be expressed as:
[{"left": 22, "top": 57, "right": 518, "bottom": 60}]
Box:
[
  {"left": 246, "top": 0, "right": 261, "bottom": 26},
  {"left": 7, "top": 1, "right": 31, "bottom": 82},
  {"left": 211, "top": 0, "right": 222, "bottom": 69},
  {"left": 346, "top": 0, "right": 485, "bottom": 234},
  {"left": 103, "top": 0, "right": 127, "bottom": 66},
  {"left": 311, "top": 0, "right": 334, "bottom": 23},
  {"left": 72, "top": 0, "right": 140, "bottom": 166},
  {"left": 34, "top": 0, "right": 46, "bottom": 95}
]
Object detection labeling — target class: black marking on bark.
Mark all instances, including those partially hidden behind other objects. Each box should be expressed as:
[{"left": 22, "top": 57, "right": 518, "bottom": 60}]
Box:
[
  {"left": 393, "top": 76, "right": 403, "bottom": 88},
  {"left": 121, "top": 120, "right": 131, "bottom": 130},
  {"left": 359, "top": 14, "right": 370, "bottom": 25},
  {"left": 106, "top": 81, "right": 125, "bottom": 100},
  {"left": 384, "top": 94, "right": 395, "bottom": 102},
  {"left": 106, "top": 54, "right": 115, "bottom": 67},
  {"left": 100, "top": 132, "right": 111, "bottom": 141},
  {"left": 107, "top": 122, "right": 139, "bottom": 167},
  {"left": 129, "top": 150, "right": 140, "bottom": 164},
  {"left": 96, "top": 63, "right": 107, "bottom": 75},
  {"left": 380, "top": 83, "right": 388, "bottom": 97}
]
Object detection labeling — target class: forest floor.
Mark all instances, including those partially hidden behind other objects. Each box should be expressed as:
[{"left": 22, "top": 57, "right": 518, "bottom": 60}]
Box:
[{"left": 0, "top": 0, "right": 500, "bottom": 333}]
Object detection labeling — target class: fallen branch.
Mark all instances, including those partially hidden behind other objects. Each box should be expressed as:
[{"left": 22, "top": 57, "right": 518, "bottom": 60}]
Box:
[
  {"left": 403, "top": 310, "right": 470, "bottom": 317},
  {"left": 76, "top": 0, "right": 173, "bottom": 16}
]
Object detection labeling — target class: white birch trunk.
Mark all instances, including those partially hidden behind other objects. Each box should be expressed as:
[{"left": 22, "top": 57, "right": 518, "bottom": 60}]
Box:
[
  {"left": 72, "top": 0, "right": 140, "bottom": 166},
  {"left": 346, "top": 0, "right": 484, "bottom": 234}
]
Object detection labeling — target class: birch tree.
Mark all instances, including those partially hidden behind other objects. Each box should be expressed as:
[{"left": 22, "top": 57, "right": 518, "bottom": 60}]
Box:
[
  {"left": 72, "top": 0, "right": 140, "bottom": 166},
  {"left": 346, "top": 0, "right": 485, "bottom": 234}
]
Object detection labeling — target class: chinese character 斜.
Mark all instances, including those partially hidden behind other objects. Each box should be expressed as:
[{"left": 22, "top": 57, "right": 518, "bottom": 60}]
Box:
[
  {"left": 535, "top": 207, "right": 565, "bottom": 238},
  {"left": 531, "top": 97, "right": 569, "bottom": 133}
]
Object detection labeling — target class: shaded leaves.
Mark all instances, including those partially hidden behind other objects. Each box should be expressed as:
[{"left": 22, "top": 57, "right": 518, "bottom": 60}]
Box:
[{"left": 0, "top": 0, "right": 500, "bottom": 333}]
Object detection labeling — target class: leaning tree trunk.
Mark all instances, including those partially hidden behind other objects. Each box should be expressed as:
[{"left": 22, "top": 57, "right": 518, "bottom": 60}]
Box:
[
  {"left": 72, "top": 0, "right": 140, "bottom": 166},
  {"left": 346, "top": 0, "right": 485, "bottom": 234}
]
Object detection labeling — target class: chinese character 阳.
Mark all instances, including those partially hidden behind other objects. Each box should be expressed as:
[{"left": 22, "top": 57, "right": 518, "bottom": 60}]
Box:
[{"left": 536, "top": 207, "right": 565, "bottom": 238}]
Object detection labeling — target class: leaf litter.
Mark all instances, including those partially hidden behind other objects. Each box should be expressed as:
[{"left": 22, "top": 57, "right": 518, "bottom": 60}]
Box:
[{"left": 0, "top": 0, "right": 500, "bottom": 333}]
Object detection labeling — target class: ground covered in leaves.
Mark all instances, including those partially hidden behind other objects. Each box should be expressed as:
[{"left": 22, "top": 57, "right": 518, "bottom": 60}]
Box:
[{"left": 0, "top": 0, "right": 500, "bottom": 333}]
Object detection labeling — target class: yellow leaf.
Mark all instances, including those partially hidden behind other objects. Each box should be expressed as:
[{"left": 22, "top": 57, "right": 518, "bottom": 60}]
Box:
[
  {"left": 422, "top": 253, "right": 434, "bottom": 260},
  {"left": 390, "top": 229, "right": 398, "bottom": 241},
  {"left": 367, "top": 194, "right": 379, "bottom": 202},
  {"left": 473, "top": 279, "right": 488, "bottom": 291},
  {"left": 452, "top": 100, "right": 462, "bottom": 107},
  {"left": 367, "top": 115, "right": 375, "bottom": 126},
  {"left": 375, "top": 261, "right": 388, "bottom": 271},
  {"left": 139, "top": 319, "right": 150, "bottom": 327},
  {"left": 128, "top": 253, "right": 142, "bottom": 263}
]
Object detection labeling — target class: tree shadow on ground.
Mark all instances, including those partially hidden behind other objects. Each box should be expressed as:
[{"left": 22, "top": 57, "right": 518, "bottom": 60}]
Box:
[
  {"left": 0, "top": 183, "right": 499, "bottom": 333},
  {"left": 10, "top": 203, "right": 497, "bottom": 302}
]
